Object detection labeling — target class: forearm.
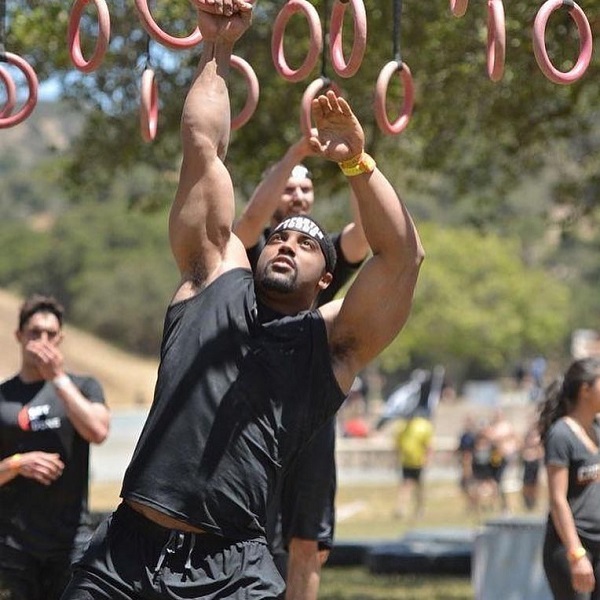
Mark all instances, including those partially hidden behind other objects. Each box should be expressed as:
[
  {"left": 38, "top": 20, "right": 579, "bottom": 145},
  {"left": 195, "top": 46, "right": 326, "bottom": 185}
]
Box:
[
  {"left": 235, "top": 143, "right": 307, "bottom": 246},
  {"left": 550, "top": 496, "right": 583, "bottom": 551},
  {"left": 181, "top": 41, "right": 235, "bottom": 165},
  {"left": 286, "top": 539, "right": 322, "bottom": 600},
  {"left": 53, "top": 376, "right": 109, "bottom": 444},
  {"left": 348, "top": 169, "right": 423, "bottom": 271},
  {"left": 0, "top": 454, "right": 20, "bottom": 486},
  {"left": 339, "top": 190, "right": 369, "bottom": 264}
]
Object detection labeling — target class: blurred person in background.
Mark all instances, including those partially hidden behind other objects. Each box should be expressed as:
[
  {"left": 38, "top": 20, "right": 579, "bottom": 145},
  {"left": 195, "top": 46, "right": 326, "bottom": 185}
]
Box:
[
  {"left": 393, "top": 409, "right": 434, "bottom": 520},
  {"left": 539, "top": 357, "right": 600, "bottom": 598},
  {"left": 0, "top": 294, "right": 110, "bottom": 600}
]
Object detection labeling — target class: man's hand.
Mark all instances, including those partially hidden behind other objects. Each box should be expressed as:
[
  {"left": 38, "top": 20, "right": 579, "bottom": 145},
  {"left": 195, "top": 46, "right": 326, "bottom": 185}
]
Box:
[
  {"left": 196, "top": 0, "right": 253, "bottom": 43},
  {"left": 308, "top": 90, "right": 365, "bottom": 163},
  {"left": 14, "top": 451, "right": 65, "bottom": 486},
  {"left": 25, "top": 340, "right": 64, "bottom": 381}
]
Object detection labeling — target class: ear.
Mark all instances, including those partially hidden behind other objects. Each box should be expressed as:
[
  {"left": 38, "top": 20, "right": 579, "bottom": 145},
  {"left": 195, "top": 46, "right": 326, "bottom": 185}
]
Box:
[
  {"left": 318, "top": 271, "right": 333, "bottom": 291},
  {"left": 14, "top": 329, "right": 22, "bottom": 344}
]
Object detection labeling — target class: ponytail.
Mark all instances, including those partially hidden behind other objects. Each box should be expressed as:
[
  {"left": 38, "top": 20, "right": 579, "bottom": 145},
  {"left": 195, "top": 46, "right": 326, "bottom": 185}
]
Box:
[{"left": 537, "top": 357, "right": 600, "bottom": 442}]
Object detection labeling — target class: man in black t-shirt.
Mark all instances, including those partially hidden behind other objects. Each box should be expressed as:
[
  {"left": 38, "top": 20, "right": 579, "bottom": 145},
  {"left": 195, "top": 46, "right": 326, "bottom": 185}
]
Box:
[
  {"left": 62, "top": 3, "right": 424, "bottom": 599},
  {"left": 234, "top": 141, "right": 369, "bottom": 599},
  {"left": 0, "top": 294, "right": 110, "bottom": 600}
]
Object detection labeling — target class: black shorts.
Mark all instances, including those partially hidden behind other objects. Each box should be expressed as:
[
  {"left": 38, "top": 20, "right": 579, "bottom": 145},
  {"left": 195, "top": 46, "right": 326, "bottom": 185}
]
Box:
[
  {"left": 401, "top": 467, "right": 423, "bottom": 481},
  {"left": 61, "top": 502, "right": 285, "bottom": 600},
  {"left": 267, "top": 418, "right": 336, "bottom": 564},
  {"left": 523, "top": 459, "right": 541, "bottom": 486}
]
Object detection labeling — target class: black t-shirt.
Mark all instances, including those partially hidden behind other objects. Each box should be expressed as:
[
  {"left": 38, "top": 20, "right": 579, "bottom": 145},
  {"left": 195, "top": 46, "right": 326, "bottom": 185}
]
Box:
[
  {"left": 120, "top": 268, "right": 346, "bottom": 541},
  {"left": 545, "top": 418, "right": 600, "bottom": 543},
  {"left": 0, "top": 375, "right": 106, "bottom": 556}
]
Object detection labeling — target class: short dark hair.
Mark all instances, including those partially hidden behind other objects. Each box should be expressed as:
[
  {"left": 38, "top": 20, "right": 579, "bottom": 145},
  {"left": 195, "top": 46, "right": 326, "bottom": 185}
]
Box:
[{"left": 18, "top": 294, "right": 64, "bottom": 331}]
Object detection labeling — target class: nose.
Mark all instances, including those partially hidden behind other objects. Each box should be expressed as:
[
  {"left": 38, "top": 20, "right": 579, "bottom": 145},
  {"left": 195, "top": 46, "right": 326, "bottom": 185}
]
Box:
[{"left": 290, "top": 185, "right": 305, "bottom": 202}]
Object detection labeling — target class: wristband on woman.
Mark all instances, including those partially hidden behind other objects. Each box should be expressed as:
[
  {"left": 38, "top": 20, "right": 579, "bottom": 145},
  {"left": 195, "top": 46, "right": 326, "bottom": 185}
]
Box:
[
  {"left": 568, "top": 546, "right": 587, "bottom": 563},
  {"left": 338, "top": 152, "right": 376, "bottom": 177}
]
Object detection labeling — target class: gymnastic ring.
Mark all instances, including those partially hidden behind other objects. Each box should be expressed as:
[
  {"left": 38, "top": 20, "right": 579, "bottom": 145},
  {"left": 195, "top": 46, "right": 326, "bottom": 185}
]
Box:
[
  {"left": 329, "top": 0, "right": 367, "bottom": 78},
  {"left": 299, "top": 76, "right": 342, "bottom": 139},
  {"left": 272, "top": 0, "right": 323, "bottom": 82},
  {"left": 450, "top": 0, "right": 468, "bottom": 17},
  {"left": 68, "top": 0, "right": 111, "bottom": 73},
  {"left": 0, "top": 66, "right": 17, "bottom": 118},
  {"left": 374, "top": 60, "right": 414, "bottom": 136},
  {"left": 134, "top": 0, "right": 202, "bottom": 51},
  {"left": 487, "top": 0, "right": 505, "bottom": 82},
  {"left": 0, "top": 53, "right": 38, "bottom": 129},
  {"left": 230, "top": 55, "right": 259, "bottom": 131},
  {"left": 533, "top": 0, "right": 592, "bottom": 85},
  {"left": 140, "top": 68, "right": 158, "bottom": 143}
]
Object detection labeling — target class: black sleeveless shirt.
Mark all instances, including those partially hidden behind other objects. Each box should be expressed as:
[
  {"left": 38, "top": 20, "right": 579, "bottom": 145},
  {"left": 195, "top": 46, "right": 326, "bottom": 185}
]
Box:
[{"left": 120, "top": 268, "right": 346, "bottom": 540}]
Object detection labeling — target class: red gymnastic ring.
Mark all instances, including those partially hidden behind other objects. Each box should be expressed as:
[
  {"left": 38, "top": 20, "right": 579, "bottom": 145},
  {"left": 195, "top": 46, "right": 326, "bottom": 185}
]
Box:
[
  {"left": 299, "top": 76, "right": 342, "bottom": 139},
  {"left": 487, "top": 0, "right": 505, "bottom": 82},
  {"left": 450, "top": 0, "right": 468, "bottom": 17},
  {"left": 68, "top": 0, "right": 111, "bottom": 73},
  {"left": 230, "top": 55, "right": 259, "bottom": 131},
  {"left": 374, "top": 60, "right": 414, "bottom": 135},
  {"left": 0, "top": 65, "right": 16, "bottom": 118},
  {"left": 0, "top": 54, "right": 38, "bottom": 129},
  {"left": 329, "top": 0, "right": 367, "bottom": 78},
  {"left": 134, "top": 0, "right": 202, "bottom": 51},
  {"left": 533, "top": 0, "right": 592, "bottom": 84},
  {"left": 272, "top": 0, "right": 323, "bottom": 82},
  {"left": 140, "top": 68, "right": 158, "bottom": 143}
]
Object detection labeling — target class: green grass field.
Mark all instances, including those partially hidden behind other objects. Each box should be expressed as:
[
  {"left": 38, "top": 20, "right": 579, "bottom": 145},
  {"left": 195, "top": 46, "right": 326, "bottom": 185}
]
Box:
[{"left": 317, "top": 479, "right": 547, "bottom": 600}]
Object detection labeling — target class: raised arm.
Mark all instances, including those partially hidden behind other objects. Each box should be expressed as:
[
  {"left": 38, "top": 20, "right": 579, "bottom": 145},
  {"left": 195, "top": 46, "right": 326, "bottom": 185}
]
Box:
[
  {"left": 314, "top": 92, "right": 425, "bottom": 393},
  {"left": 234, "top": 136, "right": 314, "bottom": 248},
  {"left": 169, "top": 1, "right": 252, "bottom": 303},
  {"left": 338, "top": 188, "right": 369, "bottom": 265}
]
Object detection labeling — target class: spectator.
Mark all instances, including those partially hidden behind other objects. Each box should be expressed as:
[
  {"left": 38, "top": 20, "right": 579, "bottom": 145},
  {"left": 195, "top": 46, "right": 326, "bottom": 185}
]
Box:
[
  {"left": 393, "top": 410, "right": 434, "bottom": 520},
  {"left": 456, "top": 415, "right": 477, "bottom": 512},
  {"left": 539, "top": 357, "right": 600, "bottom": 598},
  {"left": 521, "top": 417, "right": 544, "bottom": 511},
  {"left": 486, "top": 408, "right": 519, "bottom": 514},
  {"left": 0, "top": 294, "right": 110, "bottom": 600}
]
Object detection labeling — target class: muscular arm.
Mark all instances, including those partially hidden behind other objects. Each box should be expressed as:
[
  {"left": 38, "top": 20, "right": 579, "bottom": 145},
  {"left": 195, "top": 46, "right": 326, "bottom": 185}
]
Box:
[
  {"left": 313, "top": 94, "right": 424, "bottom": 393},
  {"left": 234, "top": 138, "right": 311, "bottom": 248},
  {"left": 169, "top": 5, "right": 251, "bottom": 303}
]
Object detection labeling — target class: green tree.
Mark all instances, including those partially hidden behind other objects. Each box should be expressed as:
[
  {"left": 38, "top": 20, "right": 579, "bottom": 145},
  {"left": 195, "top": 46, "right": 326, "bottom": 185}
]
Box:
[{"left": 380, "top": 223, "right": 571, "bottom": 381}]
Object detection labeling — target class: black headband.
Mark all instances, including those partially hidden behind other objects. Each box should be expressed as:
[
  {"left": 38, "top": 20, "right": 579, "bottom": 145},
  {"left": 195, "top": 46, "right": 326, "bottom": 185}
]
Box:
[{"left": 270, "top": 215, "right": 337, "bottom": 273}]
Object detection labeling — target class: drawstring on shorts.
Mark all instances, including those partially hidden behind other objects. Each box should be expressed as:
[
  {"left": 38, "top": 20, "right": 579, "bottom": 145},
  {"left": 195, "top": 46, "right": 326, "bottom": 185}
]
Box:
[{"left": 153, "top": 530, "right": 196, "bottom": 582}]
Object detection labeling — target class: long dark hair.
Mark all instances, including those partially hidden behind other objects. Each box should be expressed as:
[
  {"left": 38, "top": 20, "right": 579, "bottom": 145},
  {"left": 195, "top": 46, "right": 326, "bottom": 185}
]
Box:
[{"left": 538, "top": 357, "right": 600, "bottom": 442}]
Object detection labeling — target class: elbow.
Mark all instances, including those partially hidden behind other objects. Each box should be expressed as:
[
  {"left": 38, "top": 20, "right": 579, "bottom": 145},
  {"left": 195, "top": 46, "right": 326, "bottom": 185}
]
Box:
[{"left": 89, "top": 419, "right": 110, "bottom": 445}]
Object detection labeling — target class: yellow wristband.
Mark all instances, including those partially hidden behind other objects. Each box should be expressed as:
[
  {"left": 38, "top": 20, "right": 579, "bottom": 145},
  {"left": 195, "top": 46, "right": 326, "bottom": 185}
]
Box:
[
  {"left": 568, "top": 546, "right": 587, "bottom": 563},
  {"left": 338, "top": 152, "right": 376, "bottom": 177},
  {"left": 9, "top": 454, "right": 21, "bottom": 471}
]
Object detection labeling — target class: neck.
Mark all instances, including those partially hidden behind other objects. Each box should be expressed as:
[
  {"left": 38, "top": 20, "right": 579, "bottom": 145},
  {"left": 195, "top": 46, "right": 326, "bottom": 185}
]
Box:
[
  {"left": 257, "top": 291, "right": 314, "bottom": 317},
  {"left": 18, "top": 365, "right": 44, "bottom": 384},
  {"left": 569, "top": 405, "right": 597, "bottom": 429}
]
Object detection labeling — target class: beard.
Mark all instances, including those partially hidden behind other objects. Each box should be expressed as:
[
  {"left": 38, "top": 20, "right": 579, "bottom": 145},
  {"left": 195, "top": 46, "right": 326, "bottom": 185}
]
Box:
[{"left": 255, "top": 263, "right": 298, "bottom": 294}]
